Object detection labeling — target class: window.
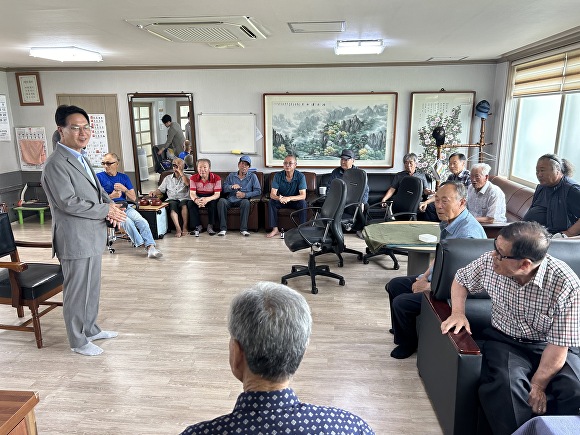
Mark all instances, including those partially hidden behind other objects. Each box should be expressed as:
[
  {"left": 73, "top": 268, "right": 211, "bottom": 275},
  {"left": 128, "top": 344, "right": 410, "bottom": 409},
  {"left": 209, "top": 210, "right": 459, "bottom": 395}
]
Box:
[
  {"left": 508, "top": 48, "right": 580, "bottom": 184},
  {"left": 177, "top": 102, "right": 190, "bottom": 140},
  {"left": 133, "top": 103, "right": 153, "bottom": 169}
]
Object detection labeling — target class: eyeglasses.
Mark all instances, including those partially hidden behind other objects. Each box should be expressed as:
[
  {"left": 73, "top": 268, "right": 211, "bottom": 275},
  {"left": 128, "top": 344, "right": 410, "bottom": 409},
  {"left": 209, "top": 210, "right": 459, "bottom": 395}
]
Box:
[
  {"left": 101, "top": 161, "right": 117, "bottom": 166},
  {"left": 172, "top": 164, "right": 179, "bottom": 168},
  {"left": 67, "top": 125, "right": 92, "bottom": 133},
  {"left": 493, "top": 238, "right": 523, "bottom": 261},
  {"left": 283, "top": 161, "right": 296, "bottom": 166}
]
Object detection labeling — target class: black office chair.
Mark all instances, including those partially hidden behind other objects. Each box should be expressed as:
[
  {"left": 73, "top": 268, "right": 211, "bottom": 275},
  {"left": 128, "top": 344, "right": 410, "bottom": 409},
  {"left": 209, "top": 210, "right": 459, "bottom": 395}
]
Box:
[
  {"left": 339, "top": 168, "right": 368, "bottom": 262},
  {"left": 281, "top": 178, "right": 347, "bottom": 294},
  {"left": 362, "top": 175, "right": 423, "bottom": 268},
  {"left": 0, "top": 212, "right": 64, "bottom": 348}
]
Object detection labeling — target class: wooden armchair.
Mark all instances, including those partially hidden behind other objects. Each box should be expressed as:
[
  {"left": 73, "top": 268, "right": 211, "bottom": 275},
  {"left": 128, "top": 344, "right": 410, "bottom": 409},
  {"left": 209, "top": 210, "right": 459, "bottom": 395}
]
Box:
[{"left": 0, "top": 212, "right": 63, "bottom": 348}]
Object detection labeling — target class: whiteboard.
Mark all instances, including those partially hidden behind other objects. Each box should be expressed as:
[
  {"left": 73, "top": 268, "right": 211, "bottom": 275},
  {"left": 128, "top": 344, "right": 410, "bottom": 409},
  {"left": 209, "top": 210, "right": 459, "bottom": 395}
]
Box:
[{"left": 198, "top": 113, "right": 256, "bottom": 154}]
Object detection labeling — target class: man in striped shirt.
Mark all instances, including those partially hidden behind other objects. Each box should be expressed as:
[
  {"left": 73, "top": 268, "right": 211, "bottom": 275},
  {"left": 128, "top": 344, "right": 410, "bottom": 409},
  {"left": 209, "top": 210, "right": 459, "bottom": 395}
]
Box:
[{"left": 442, "top": 221, "right": 580, "bottom": 434}]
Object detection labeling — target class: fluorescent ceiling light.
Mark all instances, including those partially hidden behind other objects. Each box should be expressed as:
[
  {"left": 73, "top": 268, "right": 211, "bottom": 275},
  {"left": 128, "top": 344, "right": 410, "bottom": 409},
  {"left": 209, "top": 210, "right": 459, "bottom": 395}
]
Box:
[
  {"left": 335, "top": 39, "right": 384, "bottom": 55},
  {"left": 29, "top": 46, "right": 103, "bottom": 62}
]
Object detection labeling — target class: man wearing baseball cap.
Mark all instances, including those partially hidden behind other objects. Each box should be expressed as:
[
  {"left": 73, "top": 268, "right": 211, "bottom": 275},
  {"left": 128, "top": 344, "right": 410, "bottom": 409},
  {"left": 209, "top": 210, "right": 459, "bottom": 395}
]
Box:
[
  {"left": 217, "top": 155, "right": 262, "bottom": 236},
  {"left": 323, "top": 149, "right": 369, "bottom": 204}
]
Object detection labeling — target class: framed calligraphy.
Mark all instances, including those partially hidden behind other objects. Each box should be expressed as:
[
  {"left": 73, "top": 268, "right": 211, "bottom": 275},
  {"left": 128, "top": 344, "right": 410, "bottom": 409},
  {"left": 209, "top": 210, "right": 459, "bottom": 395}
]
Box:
[{"left": 15, "top": 72, "right": 44, "bottom": 106}]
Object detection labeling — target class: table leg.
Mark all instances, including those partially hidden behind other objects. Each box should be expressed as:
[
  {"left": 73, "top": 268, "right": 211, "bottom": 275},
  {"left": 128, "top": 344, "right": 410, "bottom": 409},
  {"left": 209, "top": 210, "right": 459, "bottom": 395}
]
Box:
[
  {"left": 39, "top": 210, "right": 45, "bottom": 225},
  {"left": 17, "top": 209, "right": 24, "bottom": 225},
  {"left": 407, "top": 251, "right": 431, "bottom": 276}
]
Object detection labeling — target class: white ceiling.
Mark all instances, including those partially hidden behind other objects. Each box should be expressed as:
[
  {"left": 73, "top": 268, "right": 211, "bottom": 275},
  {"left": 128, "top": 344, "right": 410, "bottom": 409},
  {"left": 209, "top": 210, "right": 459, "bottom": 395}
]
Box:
[{"left": 2, "top": 0, "right": 580, "bottom": 69}]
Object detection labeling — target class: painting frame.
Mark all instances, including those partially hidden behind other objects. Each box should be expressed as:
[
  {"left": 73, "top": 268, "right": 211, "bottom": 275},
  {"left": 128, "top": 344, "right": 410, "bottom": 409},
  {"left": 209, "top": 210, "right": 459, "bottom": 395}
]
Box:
[
  {"left": 407, "top": 91, "right": 475, "bottom": 156},
  {"left": 263, "top": 92, "right": 397, "bottom": 168},
  {"left": 15, "top": 72, "right": 44, "bottom": 106}
]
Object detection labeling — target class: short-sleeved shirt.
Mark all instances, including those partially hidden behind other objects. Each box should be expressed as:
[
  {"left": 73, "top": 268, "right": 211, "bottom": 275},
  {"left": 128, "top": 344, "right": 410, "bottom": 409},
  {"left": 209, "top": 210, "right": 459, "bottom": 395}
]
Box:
[
  {"left": 96, "top": 171, "right": 133, "bottom": 203},
  {"left": 455, "top": 252, "right": 580, "bottom": 346},
  {"left": 467, "top": 181, "right": 507, "bottom": 223},
  {"left": 439, "top": 208, "right": 487, "bottom": 240},
  {"left": 272, "top": 170, "right": 307, "bottom": 197},
  {"left": 158, "top": 174, "right": 189, "bottom": 201},
  {"left": 180, "top": 388, "right": 374, "bottom": 435},
  {"left": 189, "top": 172, "right": 222, "bottom": 197},
  {"left": 391, "top": 170, "right": 429, "bottom": 191}
]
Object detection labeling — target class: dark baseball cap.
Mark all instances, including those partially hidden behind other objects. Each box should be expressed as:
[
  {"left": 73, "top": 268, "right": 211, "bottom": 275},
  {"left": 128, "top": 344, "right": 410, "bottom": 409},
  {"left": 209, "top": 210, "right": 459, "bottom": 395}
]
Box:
[{"left": 340, "top": 149, "right": 355, "bottom": 159}]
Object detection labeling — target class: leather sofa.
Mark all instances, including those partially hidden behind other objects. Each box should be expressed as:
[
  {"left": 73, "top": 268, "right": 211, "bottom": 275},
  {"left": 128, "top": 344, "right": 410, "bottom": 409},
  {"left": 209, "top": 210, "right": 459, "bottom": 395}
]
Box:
[
  {"left": 482, "top": 175, "right": 535, "bottom": 238},
  {"left": 157, "top": 170, "right": 264, "bottom": 231},
  {"left": 416, "top": 237, "right": 580, "bottom": 435}
]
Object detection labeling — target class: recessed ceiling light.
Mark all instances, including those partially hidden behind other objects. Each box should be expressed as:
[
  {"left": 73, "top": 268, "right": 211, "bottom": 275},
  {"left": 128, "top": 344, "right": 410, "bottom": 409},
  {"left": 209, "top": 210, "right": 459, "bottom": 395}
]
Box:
[
  {"left": 335, "top": 39, "right": 384, "bottom": 55},
  {"left": 29, "top": 46, "right": 103, "bottom": 62}
]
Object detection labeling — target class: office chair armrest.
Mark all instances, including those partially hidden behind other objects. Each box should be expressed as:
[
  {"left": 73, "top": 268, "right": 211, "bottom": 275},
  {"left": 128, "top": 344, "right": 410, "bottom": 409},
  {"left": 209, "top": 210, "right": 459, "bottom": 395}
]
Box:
[
  {"left": 289, "top": 206, "right": 321, "bottom": 227},
  {"left": 15, "top": 240, "right": 52, "bottom": 249},
  {"left": 0, "top": 261, "right": 28, "bottom": 273},
  {"left": 390, "top": 211, "right": 418, "bottom": 221}
]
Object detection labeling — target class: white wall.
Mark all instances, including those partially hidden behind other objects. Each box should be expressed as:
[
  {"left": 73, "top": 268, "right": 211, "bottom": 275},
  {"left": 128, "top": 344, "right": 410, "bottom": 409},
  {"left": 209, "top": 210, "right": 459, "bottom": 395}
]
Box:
[
  {"left": 0, "top": 71, "right": 19, "bottom": 174},
  {"left": 5, "top": 63, "right": 503, "bottom": 174}
]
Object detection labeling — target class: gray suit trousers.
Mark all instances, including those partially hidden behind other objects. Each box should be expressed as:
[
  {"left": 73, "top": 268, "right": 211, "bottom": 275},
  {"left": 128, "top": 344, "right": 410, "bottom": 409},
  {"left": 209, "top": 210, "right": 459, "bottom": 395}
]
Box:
[{"left": 60, "top": 256, "right": 103, "bottom": 348}]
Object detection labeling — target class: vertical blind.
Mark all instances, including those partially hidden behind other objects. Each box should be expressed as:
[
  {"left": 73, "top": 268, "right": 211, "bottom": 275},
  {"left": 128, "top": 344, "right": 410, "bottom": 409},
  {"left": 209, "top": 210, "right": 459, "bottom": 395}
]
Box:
[{"left": 513, "top": 48, "right": 580, "bottom": 96}]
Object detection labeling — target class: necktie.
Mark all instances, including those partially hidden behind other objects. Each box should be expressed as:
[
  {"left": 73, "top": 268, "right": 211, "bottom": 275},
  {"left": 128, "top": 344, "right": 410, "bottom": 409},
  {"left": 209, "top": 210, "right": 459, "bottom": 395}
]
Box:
[{"left": 78, "top": 155, "right": 95, "bottom": 183}]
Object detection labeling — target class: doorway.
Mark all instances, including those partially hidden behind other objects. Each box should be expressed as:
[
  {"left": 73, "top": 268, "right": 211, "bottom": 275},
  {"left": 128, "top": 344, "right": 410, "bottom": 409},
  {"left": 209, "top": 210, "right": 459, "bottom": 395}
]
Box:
[{"left": 128, "top": 92, "right": 195, "bottom": 194}]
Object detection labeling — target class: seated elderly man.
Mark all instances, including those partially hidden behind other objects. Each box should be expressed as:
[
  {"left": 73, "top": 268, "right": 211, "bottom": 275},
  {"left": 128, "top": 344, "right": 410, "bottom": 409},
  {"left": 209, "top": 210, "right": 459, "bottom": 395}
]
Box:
[
  {"left": 442, "top": 221, "right": 580, "bottom": 434},
  {"left": 180, "top": 282, "right": 374, "bottom": 434},
  {"left": 386, "top": 182, "right": 486, "bottom": 359},
  {"left": 467, "top": 162, "right": 506, "bottom": 223},
  {"left": 524, "top": 153, "right": 580, "bottom": 237},
  {"left": 419, "top": 152, "right": 471, "bottom": 221},
  {"left": 381, "top": 152, "right": 433, "bottom": 203},
  {"left": 96, "top": 152, "right": 161, "bottom": 258},
  {"left": 217, "top": 155, "right": 261, "bottom": 236}
]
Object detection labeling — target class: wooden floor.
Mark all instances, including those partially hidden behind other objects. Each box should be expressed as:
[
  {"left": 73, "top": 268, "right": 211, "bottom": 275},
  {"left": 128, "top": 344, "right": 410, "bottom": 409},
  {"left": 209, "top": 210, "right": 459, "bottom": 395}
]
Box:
[{"left": 0, "top": 209, "right": 442, "bottom": 434}]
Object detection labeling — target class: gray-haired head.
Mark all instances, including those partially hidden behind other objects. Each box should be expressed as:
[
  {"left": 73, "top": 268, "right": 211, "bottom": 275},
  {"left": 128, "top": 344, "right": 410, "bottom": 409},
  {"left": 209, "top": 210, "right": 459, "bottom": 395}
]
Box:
[
  {"left": 471, "top": 163, "right": 491, "bottom": 176},
  {"left": 440, "top": 180, "right": 468, "bottom": 201},
  {"left": 499, "top": 221, "right": 550, "bottom": 264},
  {"left": 538, "top": 154, "right": 574, "bottom": 177},
  {"left": 228, "top": 282, "right": 312, "bottom": 382},
  {"left": 403, "top": 153, "right": 418, "bottom": 163}
]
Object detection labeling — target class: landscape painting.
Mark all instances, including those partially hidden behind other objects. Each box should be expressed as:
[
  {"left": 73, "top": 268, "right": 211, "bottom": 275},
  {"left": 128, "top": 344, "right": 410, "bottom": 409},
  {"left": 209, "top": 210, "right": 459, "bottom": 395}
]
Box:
[{"left": 263, "top": 93, "right": 397, "bottom": 167}]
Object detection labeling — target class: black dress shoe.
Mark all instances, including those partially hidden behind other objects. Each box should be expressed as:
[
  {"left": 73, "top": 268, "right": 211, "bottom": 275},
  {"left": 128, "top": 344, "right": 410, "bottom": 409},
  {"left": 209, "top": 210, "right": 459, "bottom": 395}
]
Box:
[{"left": 390, "top": 345, "right": 416, "bottom": 359}]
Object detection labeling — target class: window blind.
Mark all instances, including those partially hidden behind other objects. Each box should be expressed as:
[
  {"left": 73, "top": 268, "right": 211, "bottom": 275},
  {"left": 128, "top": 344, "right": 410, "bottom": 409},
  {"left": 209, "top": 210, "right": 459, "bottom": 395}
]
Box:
[{"left": 513, "top": 48, "right": 580, "bottom": 96}]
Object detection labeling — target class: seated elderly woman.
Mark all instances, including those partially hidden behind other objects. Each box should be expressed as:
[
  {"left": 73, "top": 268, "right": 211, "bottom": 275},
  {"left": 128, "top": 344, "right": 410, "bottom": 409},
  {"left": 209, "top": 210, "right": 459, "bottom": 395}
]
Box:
[
  {"left": 180, "top": 282, "right": 374, "bottom": 434},
  {"left": 149, "top": 157, "right": 190, "bottom": 237},
  {"left": 524, "top": 154, "right": 580, "bottom": 237}
]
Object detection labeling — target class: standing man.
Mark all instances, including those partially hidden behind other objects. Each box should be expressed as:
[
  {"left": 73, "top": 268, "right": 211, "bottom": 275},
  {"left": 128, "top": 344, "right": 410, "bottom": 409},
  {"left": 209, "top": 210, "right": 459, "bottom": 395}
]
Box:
[
  {"left": 381, "top": 152, "right": 433, "bottom": 203},
  {"left": 180, "top": 282, "right": 374, "bottom": 434},
  {"left": 266, "top": 154, "right": 307, "bottom": 238},
  {"left": 42, "top": 105, "right": 126, "bottom": 356},
  {"left": 419, "top": 152, "right": 470, "bottom": 220},
  {"left": 157, "top": 114, "right": 185, "bottom": 159},
  {"left": 467, "top": 163, "right": 507, "bottom": 223},
  {"left": 442, "top": 222, "right": 580, "bottom": 434},
  {"left": 386, "top": 182, "right": 486, "bottom": 359},
  {"left": 96, "top": 152, "right": 162, "bottom": 258},
  {"left": 217, "top": 155, "right": 261, "bottom": 236}
]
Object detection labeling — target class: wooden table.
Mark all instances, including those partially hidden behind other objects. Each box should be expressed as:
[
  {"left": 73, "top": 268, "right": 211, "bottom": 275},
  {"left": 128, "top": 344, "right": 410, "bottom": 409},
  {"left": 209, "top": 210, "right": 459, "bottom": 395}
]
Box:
[
  {"left": 362, "top": 221, "right": 440, "bottom": 275},
  {"left": 0, "top": 391, "right": 39, "bottom": 435}
]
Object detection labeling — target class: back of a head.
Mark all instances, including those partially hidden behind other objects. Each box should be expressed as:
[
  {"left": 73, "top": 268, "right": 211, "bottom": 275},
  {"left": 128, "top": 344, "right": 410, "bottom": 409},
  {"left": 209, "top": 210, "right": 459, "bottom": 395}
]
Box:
[
  {"left": 228, "top": 282, "right": 312, "bottom": 382},
  {"left": 499, "top": 221, "right": 550, "bottom": 263},
  {"left": 161, "top": 114, "right": 172, "bottom": 124}
]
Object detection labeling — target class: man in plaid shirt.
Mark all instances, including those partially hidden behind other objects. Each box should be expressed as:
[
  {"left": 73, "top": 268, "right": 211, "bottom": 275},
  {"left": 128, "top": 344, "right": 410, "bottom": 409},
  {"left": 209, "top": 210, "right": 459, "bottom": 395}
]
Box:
[{"left": 442, "top": 221, "right": 580, "bottom": 434}]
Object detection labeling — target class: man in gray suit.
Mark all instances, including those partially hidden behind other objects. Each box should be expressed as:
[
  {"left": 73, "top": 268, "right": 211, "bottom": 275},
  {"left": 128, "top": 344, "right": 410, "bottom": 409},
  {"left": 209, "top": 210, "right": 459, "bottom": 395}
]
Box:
[
  {"left": 157, "top": 114, "right": 185, "bottom": 159},
  {"left": 41, "top": 105, "right": 126, "bottom": 356}
]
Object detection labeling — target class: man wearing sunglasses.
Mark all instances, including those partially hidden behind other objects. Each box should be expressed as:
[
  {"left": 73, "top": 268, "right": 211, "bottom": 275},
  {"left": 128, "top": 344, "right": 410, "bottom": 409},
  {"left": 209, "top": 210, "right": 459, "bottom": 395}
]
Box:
[
  {"left": 442, "top": 221, "right": 580, "bottom": 434},
  {"left": 96, "top": 153, "right": 161, "bottom": 259}
]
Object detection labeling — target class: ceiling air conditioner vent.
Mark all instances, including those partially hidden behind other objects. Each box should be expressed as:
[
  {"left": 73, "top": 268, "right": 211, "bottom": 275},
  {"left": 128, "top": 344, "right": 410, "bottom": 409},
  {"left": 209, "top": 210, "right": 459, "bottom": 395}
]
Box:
[{"left": 126, "top": 16, "right": 268, "bottom": 44}]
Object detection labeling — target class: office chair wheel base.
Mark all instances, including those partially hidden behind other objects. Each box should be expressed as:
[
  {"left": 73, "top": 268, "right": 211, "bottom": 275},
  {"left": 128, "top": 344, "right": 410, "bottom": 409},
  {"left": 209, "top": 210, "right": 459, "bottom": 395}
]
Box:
[
  {"left": 393, "top": 264, "right": 400, "bottom": 270},
  {"left": 311, "top": 287, "right": 318, "bottom": 294},
  {"left": 337, "top": 261, "right": 343, "bottom": 268},
  {"left": 339, "top": 279, "right": 345, "bottom": 286},
  {"left": 108, "top": 248, "right": 115, "bottom": 254},
  {"left": 363, "top": 258, "right": 369, "bottom": 264},
  {"left": 281, "top": 279, "right": 288, "bottom": 285}
]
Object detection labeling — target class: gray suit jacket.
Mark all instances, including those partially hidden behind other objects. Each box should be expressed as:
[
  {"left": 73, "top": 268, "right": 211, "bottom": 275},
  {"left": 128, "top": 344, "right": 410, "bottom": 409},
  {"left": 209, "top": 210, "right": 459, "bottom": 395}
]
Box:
[{"left": 41, "top": 144, "right": 112, "bottom": 259}]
